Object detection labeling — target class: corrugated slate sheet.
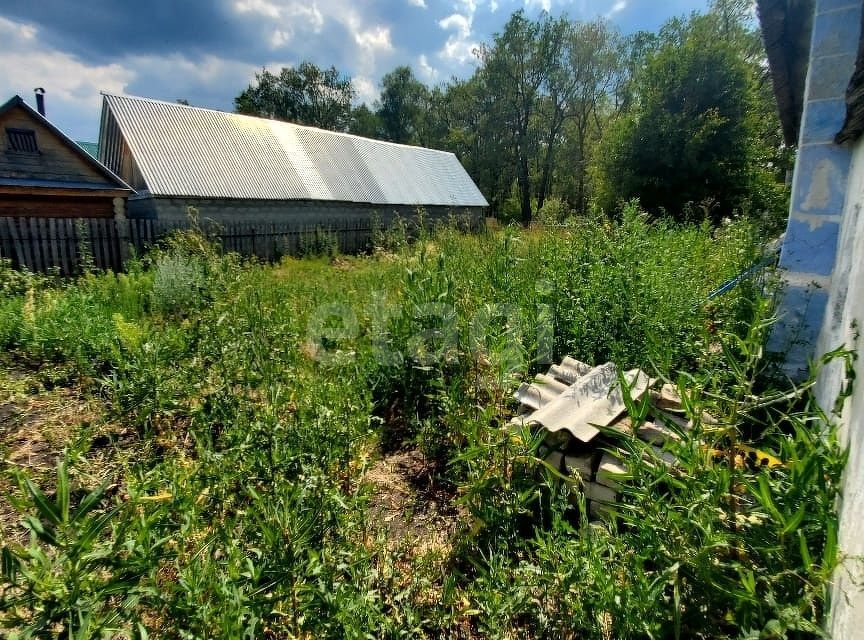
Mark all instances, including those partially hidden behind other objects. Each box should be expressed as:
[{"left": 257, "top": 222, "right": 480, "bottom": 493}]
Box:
[
  {"left": 509, "top": 358, "right": 684, "bottom": 518},
  {"left": 101, "top": 94, "right": 489, "bottom": 207}
]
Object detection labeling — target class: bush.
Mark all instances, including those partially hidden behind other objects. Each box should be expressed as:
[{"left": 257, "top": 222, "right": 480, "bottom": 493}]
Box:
[{"left": 150, "top": 253, "right": 209, "bottom": 317}]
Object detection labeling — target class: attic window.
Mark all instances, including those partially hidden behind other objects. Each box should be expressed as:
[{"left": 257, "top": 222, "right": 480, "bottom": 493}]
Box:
[{"left": 6, "top": 128, "right": 38, "bottom": 153}]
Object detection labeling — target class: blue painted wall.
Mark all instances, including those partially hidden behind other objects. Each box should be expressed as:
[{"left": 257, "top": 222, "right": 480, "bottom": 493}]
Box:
[{"left": 770, "top": 0, "right": 862, "bottom": 378}]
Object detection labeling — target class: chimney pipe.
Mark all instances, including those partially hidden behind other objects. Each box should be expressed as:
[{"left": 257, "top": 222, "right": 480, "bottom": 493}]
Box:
[{"left": 34, "top": 88, "right": 45, "bottom": 116}]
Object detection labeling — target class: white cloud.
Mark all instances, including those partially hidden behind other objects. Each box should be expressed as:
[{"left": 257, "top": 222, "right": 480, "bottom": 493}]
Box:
[
  {"left": 234, "top": 0, "right": 281, "bottom": 19},
  {"left": 605, "top": 0, "right": 627, "bottom": 18},
  {"left": 417, "top": 54, "right": 439, "bottom": 82},
  {"left": 0, "top": 16, "right": 133, "bottom": 139},
  {"left": 439, "top": 13, "right": 472, "bottom": 39},
  {"left": 270, "top": 30, "right": 290, "bottom": 48},
  {"left": 233, "top": 1, "right": 324, "bottom": 34},
  {"left": 355, "top": 26, "right": 393, "bottom": 53},
  {"left": 353, "top": 75, "right": 379, "bottom": 104},
  {"left": 407, "top": 0, "right": 427, "bottom": 7},
  {"left": 438, "top": 13, "right": 478, "bottom": 64},
  {"left": 524, "top": 0, "right": 552, "bottom": 12}
]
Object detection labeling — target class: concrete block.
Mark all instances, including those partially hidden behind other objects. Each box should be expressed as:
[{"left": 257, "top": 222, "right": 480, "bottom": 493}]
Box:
[
  {"left": 637, "top": 421, "right": 681, "bottom": 446},
  {"left": 596, "top": 453, "right": 628, "bottom": 489},
  {"left": 810, "top": 7, "right": 863, "bottom": 58},
  {"left": 768, "top": 284, "right": 830, "bottom": 378},
  {"left": 792, "top": 144, "right": 852, "bottom": 215},
  {"left": 780, "top": 218, "right": 841, "bottom": 276},
  {"left": 801, "top": 98, "right": 849, "bottom": 144},
  {"left": 564, "top": 453, "right": 594, "bottom": 479},
  {"left": 817, "top": 0, "right": 861, "bottom": 14},
  {"left": 807, "top": 53, "right": 858, "bottom": 101},
  {"left": 544, "top": 450, "right": 564, "bottom": 472}
]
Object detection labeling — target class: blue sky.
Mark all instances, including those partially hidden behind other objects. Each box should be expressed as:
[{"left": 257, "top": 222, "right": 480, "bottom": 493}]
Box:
[{"left": 0, "top": 0, "right": 708, "bottom": 142}]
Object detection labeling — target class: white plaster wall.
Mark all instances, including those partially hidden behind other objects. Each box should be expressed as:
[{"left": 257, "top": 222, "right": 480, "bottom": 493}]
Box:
[{"left": 823, "top": 139, "right": 864, "bottom": 637}]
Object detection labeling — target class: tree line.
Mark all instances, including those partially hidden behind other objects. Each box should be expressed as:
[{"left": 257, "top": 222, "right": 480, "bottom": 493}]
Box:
[{"left": 234, "top": 0, "right": 788, "bottom": 224}]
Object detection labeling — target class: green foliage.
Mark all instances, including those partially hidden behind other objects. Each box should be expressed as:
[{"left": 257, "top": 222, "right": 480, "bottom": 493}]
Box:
[
  {"left": 537, "top": 196, "right": 570, "bottom": 225},
  {"left": 298, "top": 226, "right": 339, "bottom": 258},
  {"left": 1, "top": 457, "right": 159, "bottom": 638},
  {"left": 596, "top": 15, "right": 754, "bottom": 220},
  {"left": 347, "top": 102, "right": 382, "bottom": 138},
  {"left": 234, "top": 62, "right": 355, "bottom": 131},
  {"left": 1, "top": 218, "right": 842, "bottom": 639},
  {"left": 229, "top": 5, "right": 788, "bottom": 225},
  {"left": 376, "top": 65, "right": 430, "bottom": 145},
  {"left": 149, "top": 253, "right": 209, "bottom": 318}
]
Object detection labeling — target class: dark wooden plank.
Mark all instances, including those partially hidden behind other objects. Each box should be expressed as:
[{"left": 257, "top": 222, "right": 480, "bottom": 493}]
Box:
[
  {"left": 0, "top": 217, "right": 11, "bottom": 264},
  {"left": 106, "top": 218, "right": 118, "bottom": 271},
  {"left": 65, "top": 219, "right": 78, "bottom": 275},
  {"left": 13, "top": 218, "right": 32, "bottom": 271},
  {"left": 109, "top": 218, "right": 121, "bottom": 271},
  {"left": 55, "top": 218, "right": 69, "bottom": 275},
  {"left": 39, "top": 218, "right": 51, "bottom": 271},
  {"left": 85, "top": 219, "right": 98, "bottom": 269},
  {"left": 129, "top": 218, "right": 139, "bottom": 256},
  {"left": 47, "top": 218, "right": 59, "bottom": 271},
  {"left": 28, "top": 218, "right": 40, "bottom": 272},
  {"left": 99, "top": 218, "right": 109, "bottom": 269},
  {"left": 27, "top": 217, "right": 40, "bottom": 272},
  {"left": 107, "top": 218, "right": 118, "bottom": 271}
]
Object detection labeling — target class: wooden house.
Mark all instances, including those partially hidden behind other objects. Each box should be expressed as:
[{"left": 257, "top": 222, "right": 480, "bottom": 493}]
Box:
[
  {"left": 97, "top": 94, "right": 487, "bottom": 225},
  {"left": 0, "top": 95, "right": 132, "bottom": 218}
]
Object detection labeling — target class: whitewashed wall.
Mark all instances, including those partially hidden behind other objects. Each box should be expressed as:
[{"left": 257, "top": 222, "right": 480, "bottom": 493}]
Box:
[{"left": 823, "top": 138, "right": 864, "bottom": 638}]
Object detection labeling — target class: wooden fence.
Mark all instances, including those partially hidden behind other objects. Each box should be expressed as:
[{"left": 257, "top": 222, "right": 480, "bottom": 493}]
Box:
[{"left": 0, "top": 216, "right": 375, "bottom": 275}]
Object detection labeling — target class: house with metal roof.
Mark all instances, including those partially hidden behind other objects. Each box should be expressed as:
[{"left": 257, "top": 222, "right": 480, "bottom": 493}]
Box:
[
  {"left": 0, "top": 94, "right": 132, "bottom": 218},
  {"left": 97, "top": 94, "right": 488, "bottom": 225}
]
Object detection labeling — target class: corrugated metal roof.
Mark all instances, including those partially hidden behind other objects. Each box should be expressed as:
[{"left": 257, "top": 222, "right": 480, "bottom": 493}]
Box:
[
  {"left": 100, "top": 94, "right": 489, "bottom": 207},
  {"left": 75, "top": 141, "right": 99, "bottom": 158}
]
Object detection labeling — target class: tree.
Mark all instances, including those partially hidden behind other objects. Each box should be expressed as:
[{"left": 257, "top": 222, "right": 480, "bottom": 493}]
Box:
[
  {"left": 478, "top": 11, "right": 558, "bottom": 224},
  {"left": 596, "top": 15, "right": 756, "bottom": 220},
  {"left": 535, "top": 19, "right": 619, "bottom": 213},
  {"left": 376, "top": 66, "right": 430, "bottom": 145},
  {"left": 348, "top": 104, "right": 382, "bottom": 139},
  {"left": 235, "top": 62, "right": 355, "bottom": 131},
  {"left": 438, "top": 74, "right": 515, "bottom": 213}
]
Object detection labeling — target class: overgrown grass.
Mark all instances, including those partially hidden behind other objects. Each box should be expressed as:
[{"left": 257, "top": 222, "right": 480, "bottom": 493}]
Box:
[{"left": 0, "top": 211, "right": 844, "bottom": 639}]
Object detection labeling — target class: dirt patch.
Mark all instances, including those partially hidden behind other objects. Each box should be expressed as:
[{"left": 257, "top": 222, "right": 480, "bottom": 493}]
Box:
[
  {"left": 364, "top": 449, "right": 462, "bottom": 553},
  {"left": 0, "top": 371, "right": 135, "bottom": 544}
]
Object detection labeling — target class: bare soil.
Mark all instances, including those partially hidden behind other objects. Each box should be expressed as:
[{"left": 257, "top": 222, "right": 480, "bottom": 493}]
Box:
[
  {"left": 364, "top": 449, "right": 463, "bottom": 553},
  {"left": 0, "top": 369, "right": 134, "bottom": 544}
]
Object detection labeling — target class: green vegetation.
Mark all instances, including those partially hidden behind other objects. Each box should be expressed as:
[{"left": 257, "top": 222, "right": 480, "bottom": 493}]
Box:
[{"left": 0, "top": 214, "right": 845, "bottom": 638}]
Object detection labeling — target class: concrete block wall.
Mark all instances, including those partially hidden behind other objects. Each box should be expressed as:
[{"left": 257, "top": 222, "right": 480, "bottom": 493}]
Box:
[
  {"left": 127, "top": 197, "right": 484, "bottom": 228},
  {"left": 770, "top": 0, "right": 863, "bottom": 379}
]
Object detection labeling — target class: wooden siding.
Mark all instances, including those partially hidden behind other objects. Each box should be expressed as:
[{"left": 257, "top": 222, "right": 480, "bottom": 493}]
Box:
[
  {"left": 0, "top": 105, "right": 111, "bottom": 184},
  {"left": 0, "top": 195, "right": 115, "bottom": 218}
]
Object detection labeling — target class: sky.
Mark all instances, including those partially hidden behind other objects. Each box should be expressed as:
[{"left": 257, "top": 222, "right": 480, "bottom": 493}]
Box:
[{"left": 0, "top": 0, "right": 709, "bottom": 142}]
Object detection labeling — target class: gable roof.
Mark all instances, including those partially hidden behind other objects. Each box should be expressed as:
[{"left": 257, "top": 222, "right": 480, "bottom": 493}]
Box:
[
  {"left": 0, "top": 95, "right": 132, "bottom": 192},
  {"left": 99, "top": 94, "right": 489, "bottom": 207}
]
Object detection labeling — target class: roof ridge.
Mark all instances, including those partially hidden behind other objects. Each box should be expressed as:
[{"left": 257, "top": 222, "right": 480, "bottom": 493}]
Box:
[{"left": 101, "top": 92, "right": 456, "bottom": 156}]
